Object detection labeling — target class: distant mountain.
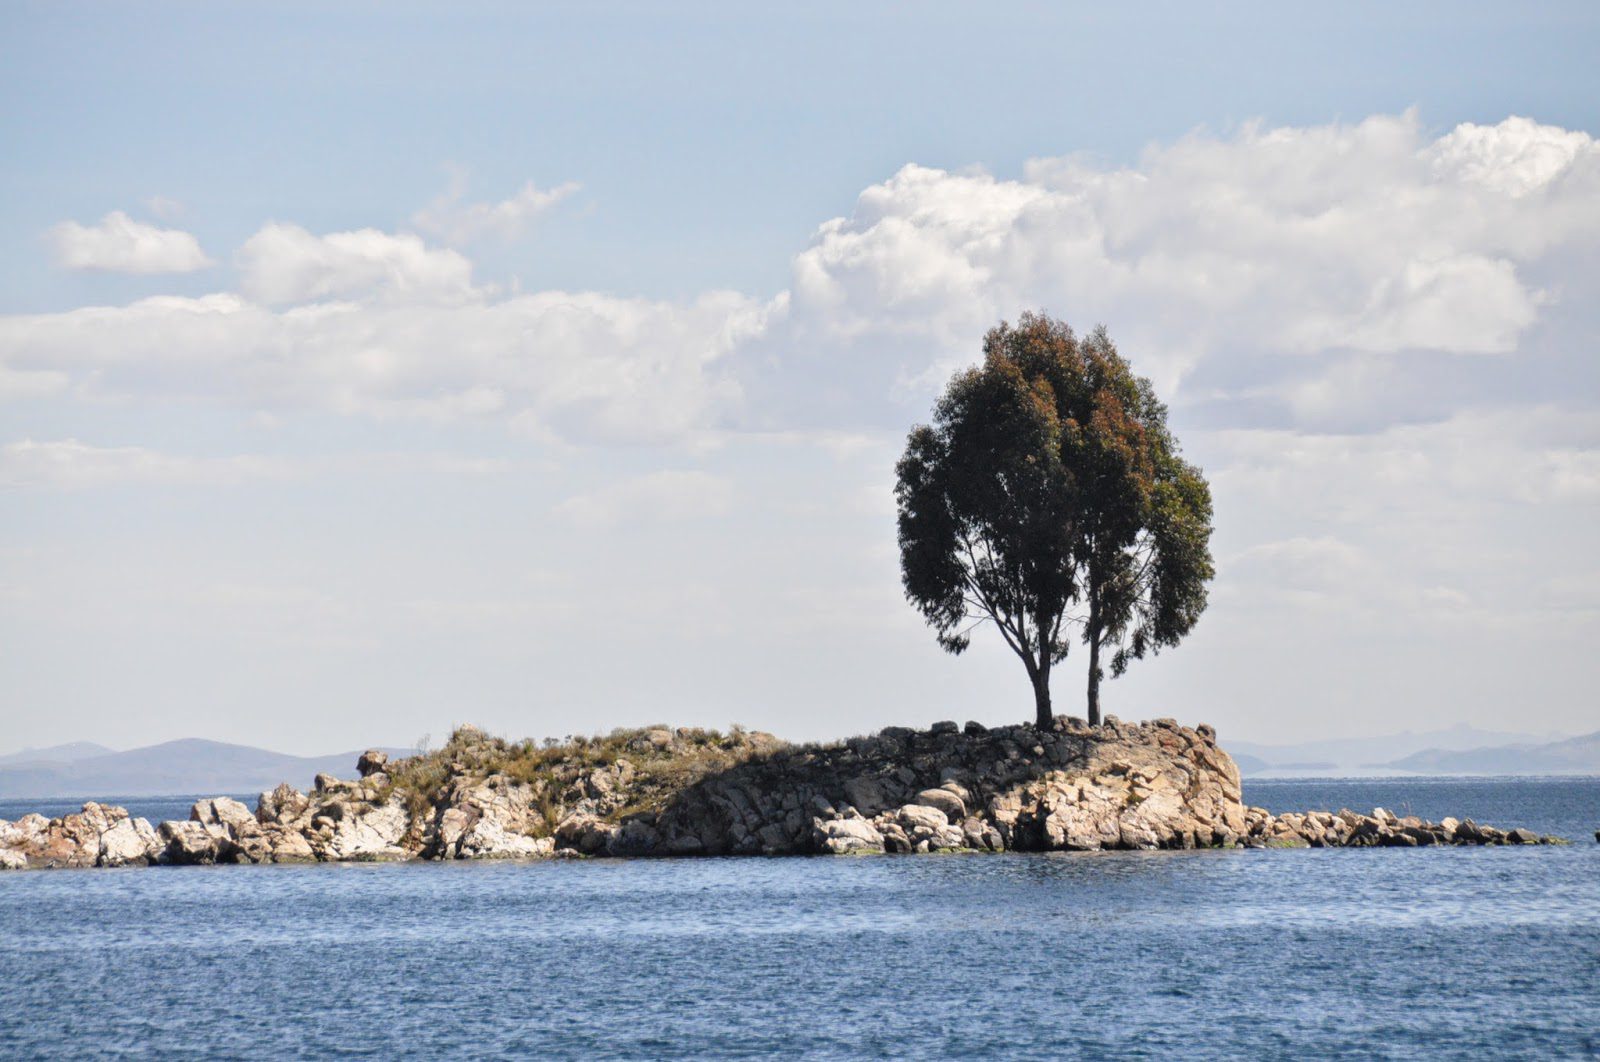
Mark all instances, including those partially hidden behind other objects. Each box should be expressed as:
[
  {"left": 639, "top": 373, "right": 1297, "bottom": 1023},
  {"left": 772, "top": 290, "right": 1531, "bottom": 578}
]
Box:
[
  {"left": 1228, "top": 724, "right": 1568, "bottom": 776},
  {"left": 0, "top": 741, "right": 118, "bottom": 767},
  {"left": 1231, "top": 753, "right": 1270, "bottom": 775},
  {"left": 0, "top": 742, "right": 118, "bottom": 767},
  {"left": 0, "top": 739, "right": 417, "bottom": 800},
  {"left": 1375, "top": 731, "right": 1600, "bottom": 775}
]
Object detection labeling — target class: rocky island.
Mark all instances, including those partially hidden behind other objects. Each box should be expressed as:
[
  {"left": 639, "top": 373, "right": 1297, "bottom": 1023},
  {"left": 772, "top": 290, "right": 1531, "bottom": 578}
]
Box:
[{"left": 0, "top": 717, "right": 1567, "bottom": 870}]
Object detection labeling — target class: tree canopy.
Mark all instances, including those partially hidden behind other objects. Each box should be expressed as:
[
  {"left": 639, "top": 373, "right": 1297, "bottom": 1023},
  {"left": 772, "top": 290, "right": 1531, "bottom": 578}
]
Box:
[{"left": 895, "top": 312, "right": 1214, "bottom": 727}]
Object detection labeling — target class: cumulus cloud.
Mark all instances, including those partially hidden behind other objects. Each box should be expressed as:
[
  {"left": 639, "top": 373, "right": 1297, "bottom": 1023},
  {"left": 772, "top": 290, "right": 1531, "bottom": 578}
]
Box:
[
  {"left": 765, "top": 113, "right": 1599, "bottom": 423},
  {"left": 48, "top": 211, "right": 212, "bottom": 274},
  {"left": 5, "top": 114, "right": 1599, "bottom": 451},
  {"left": 412, "top": 173, "right": 581, "bottom": 244},
  {"left": 0, "top": 439, "right": 287, "bottom": 489},
  {"left": 554, "top": 469, "right": 734, "bottom": 529},
  {"left": 236, "top": 224, "right": 478, "bottom": 305}
]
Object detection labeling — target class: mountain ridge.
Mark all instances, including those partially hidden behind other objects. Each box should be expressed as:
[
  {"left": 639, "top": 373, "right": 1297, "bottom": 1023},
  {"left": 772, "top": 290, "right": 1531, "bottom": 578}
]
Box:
[{"left": 0, "top": 738, "right": 416, "bottom": 799}]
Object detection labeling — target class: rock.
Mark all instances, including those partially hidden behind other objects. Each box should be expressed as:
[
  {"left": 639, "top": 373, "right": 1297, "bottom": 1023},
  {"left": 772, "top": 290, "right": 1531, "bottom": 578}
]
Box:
[
  {"left": 893, "top": 804, "right": 950, "bottom": 833},
  {"left": 0, "top": 717, "right": 1558, "bottom": 870},
  {"left": 842, "top": 776, "right": 893, "bottom": 817},
  {"left": 961, "top": 816, "right": 1003, "bottom": 851},
  {"left": 911, "top": 788, "right": 966, "bottom": 822},
  {"left": 257, "top": 784, "right": 310, "bottom": 826},
  {"left": 192, "top": 797, "right": 256, "bottom": 830},
  {"left": 357, "top": 749, "right": 389, "bottom": 777},
  {"left": 268, "top": 830, "right": 316, "bottom": 862},
  {"left": 555, "top": 814, "right": 617, "bottom": 855},
  {"left": 160, "top": 820, "right": 228, "bottom": 865},
  {"left": 814, "top": 816, "right": 884, "bottom": 854},
  {"left": 316, "top": 800, "right": 410, "bottom": 861},
  {"left": 98, "top": 818, "right": 154, "bottom": 867}
]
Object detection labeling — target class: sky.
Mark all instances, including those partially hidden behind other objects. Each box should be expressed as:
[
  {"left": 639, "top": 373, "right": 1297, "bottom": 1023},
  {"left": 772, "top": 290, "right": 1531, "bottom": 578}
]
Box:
[{"left": 2, "top": 3, "right": 1598, "bottom": 755}]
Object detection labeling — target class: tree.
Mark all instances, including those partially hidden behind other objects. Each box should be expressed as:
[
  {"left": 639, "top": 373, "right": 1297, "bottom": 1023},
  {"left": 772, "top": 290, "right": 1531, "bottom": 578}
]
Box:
[{"left": 895, "top": 312, "right": 1214, "bottom": 727}]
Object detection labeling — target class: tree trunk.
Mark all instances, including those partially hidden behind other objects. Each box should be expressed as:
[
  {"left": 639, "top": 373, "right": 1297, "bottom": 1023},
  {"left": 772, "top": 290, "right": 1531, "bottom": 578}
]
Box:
[
  {"left": 1086, "top": 634, "right": 1102, "bottom": 727},
  {"left": 1032, "top": 670, "right": 1053, "bottom": 729}
]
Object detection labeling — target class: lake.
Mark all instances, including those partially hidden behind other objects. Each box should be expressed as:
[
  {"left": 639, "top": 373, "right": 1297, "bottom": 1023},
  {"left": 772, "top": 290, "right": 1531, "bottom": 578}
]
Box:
[{"left": 1, "top": 777, "right": 1596, "bottom": 1058}]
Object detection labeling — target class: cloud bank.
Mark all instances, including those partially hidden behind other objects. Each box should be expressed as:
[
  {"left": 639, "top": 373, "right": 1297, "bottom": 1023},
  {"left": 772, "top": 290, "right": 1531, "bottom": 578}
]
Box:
[
  {"left": 9, "top": 114, "right": 1596, "bottom": 445},
  {"left": 4, "top": 113, "right": 1598, "bottom": 745}
]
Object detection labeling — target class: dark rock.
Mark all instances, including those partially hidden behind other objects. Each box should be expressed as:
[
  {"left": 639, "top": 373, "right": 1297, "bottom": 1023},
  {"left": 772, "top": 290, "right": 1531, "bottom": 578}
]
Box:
[{"left": 356, "top": 750, "right": 389, "bottom": 777}]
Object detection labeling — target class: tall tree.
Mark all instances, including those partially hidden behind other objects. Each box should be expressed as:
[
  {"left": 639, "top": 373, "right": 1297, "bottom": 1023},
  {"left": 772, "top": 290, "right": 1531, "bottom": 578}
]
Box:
[{"left": 895, "top": 312, "right": 1214, "bottom": 727}]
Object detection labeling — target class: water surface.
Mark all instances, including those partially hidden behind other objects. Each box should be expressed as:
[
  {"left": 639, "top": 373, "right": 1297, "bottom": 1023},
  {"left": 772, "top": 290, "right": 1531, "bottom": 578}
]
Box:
[{"left": 2, "top": 778, "right": 1596, "bottom": 1059}]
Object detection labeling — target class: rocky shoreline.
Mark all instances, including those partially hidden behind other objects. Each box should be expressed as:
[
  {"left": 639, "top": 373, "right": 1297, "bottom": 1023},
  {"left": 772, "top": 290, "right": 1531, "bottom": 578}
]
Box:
[{"left": 0, "top": 718, "right": 1569, "bottom": 870}]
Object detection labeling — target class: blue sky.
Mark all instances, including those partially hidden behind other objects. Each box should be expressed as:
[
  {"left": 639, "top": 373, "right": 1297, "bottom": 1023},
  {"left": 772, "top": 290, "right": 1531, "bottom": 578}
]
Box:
[
  {"left": 2, "top": 4, "right": 1598, "bottom": 754},
  {"left": 7, "top": 3, "right": 1596, "bottom": 307}
]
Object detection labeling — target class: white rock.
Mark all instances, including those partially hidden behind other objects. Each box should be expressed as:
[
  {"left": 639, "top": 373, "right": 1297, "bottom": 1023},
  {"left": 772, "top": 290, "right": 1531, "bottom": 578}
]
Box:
[
  {"left": 815, "top": 816, "right": 884, "bottom": 854},
  {"left": 98, "top": 818, "right": 152, "bottom": 867},
  {"left": 894, "top": 804, "right": 950, "bottom": 833}
]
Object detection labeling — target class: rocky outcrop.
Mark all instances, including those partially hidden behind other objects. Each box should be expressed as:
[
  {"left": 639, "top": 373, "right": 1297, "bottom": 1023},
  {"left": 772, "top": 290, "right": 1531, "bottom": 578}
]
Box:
[
  {"left": 0, "top": 717, "right": 1566, "bottom": 869},
  {"left": 1237, "top": 807, "right": 1563, "bottom": 848},
  {"left": 0, "top": 802, "right": 163, "bottom": 869}
]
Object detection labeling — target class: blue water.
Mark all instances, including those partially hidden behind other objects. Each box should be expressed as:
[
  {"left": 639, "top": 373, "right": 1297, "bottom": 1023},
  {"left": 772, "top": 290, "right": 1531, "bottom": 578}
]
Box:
[
  {"left": 0, "top": 795, "right": 254, "bottom": 826},
  {"left": 2, "top": 778, "right": 1596, "bottom": 1059}
]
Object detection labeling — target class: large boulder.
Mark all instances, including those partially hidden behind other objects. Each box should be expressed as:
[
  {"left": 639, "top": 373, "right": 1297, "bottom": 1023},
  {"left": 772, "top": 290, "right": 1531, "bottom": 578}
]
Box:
[
  {"left": 192, "top": 797, "right": 256, "bottom": 831},
  {"left": 256, "top": 784, "right": 311, "bottom": 827},
  {"left": 911, "top": 788, "right": 967, "bottom": 822},
  {"left": 99, "top": 817, "right": 160, "bottom": 867},
  {"left": 159, "top": 820, "right": 230, "bottom": 865},
  {"left": 813, "top": 816, "right": 885, "bottom": 854},
  {"left": 314, "top": 799, "right": 410, "bottom": 861}
]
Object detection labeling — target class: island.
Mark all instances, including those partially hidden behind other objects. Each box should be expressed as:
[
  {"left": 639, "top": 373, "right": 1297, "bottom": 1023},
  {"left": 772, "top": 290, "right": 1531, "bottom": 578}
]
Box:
[{"left": 0, "top": 717, "right": 1565, "bottom": 870}]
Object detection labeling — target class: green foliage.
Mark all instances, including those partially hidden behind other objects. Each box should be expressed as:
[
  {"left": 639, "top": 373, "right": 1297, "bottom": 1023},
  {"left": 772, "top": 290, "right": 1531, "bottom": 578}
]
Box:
[{"left": 895, "top": 312, "right": 1215, "bottom": 724}]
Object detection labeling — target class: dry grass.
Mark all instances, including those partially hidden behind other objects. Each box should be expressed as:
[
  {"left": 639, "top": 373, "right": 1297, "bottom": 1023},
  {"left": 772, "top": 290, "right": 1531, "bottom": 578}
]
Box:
[{"left": 377, "top": 723, "right": 781, "bottom": 825}]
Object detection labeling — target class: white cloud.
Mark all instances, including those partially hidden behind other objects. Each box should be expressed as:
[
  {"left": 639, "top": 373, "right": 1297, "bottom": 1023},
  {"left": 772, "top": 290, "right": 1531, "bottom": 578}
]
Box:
[
  {"left": 1427, "top": 115, "right": 1595, "bottom": 198},
  {"left": 554, "top": 470, "right": 733, "bottom": 529},
  {"left": 48, "top": 211, "right": 212, "bottom": 274},
  {"left": 5, "top": 114, "right": 1599, "bottom": 453},
  {"left": 0, "top": 439, "right": 287, "bottom": 489},
  {"left": 236, "top": 224, "right": 477, "bottom": 305},
  {"left": 769, "top": 113, "right": 1600, "bottom": 418},
  {"left": 0, "top": 288, "right": 772, "bottom": 442},
  {"left": 412, "top": 173, "right": 581, "bottom": 244}
]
